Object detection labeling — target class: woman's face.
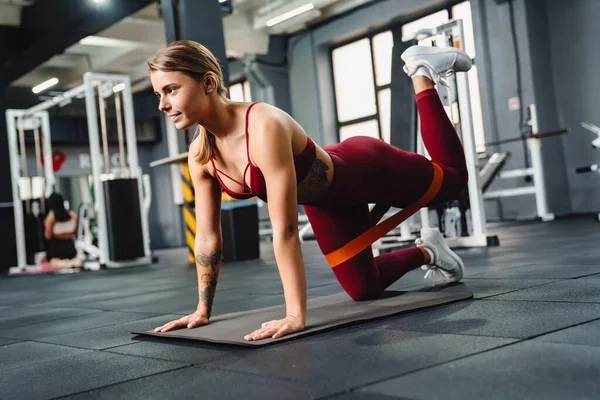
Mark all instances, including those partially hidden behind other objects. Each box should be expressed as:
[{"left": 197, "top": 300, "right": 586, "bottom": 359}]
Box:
[{"left": 151, "top": 70, "right": 206, "bottom": 130}]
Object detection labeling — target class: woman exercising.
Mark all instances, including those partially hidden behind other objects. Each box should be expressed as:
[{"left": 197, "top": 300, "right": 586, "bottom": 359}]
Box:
[{"left": 149, "top": 40, "right": 471, "bottom": 341}]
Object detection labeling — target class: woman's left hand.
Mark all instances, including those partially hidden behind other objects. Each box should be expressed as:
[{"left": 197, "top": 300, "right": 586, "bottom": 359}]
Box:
[{"left": 244, "top": 315, "right": 305, "bottom": 341}]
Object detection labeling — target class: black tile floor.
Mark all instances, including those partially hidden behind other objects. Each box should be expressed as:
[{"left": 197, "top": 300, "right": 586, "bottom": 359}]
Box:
[{"left": 1, "top": 216, "right": 600, "bottom": 399}]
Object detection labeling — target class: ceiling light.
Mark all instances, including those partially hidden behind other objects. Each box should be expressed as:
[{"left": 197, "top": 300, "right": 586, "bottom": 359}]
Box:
[
  {"left": 93, "top": 0, "right": 107, "bottom": 4},
  {"left": 79, "top": 36, "right": 129, "bottom": 47},
  {"left": 32, "top": 78, "right": 58, "bottom": 94},
  {"left": 113, "top": 83, "right": 126, "bottom": 93},
  {"left": 266, "top": 3, "right": 314, "bottom": 27}
]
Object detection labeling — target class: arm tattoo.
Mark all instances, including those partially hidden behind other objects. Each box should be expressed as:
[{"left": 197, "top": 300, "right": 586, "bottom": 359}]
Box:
[
  {"left": 195, "top": 250, "right": 222, "bottom": 318},
  {"left": 200, "top": 273, "right": 218, "bottom": 318},
  {"left": 305, "top": 159, "right": 329, "bottom": 189},
  {"left": 195, "top": 250, "right": 222, "bottom": 267}
]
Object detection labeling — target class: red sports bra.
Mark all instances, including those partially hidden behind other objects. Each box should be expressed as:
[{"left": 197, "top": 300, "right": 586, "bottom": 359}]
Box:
[{"left": 211, "top": 102, "right": 316, "bottom": 202}]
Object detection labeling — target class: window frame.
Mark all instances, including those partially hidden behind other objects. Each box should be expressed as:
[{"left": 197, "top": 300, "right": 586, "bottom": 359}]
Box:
[
  {"left": 329, "top": 0, "right": 475, "bottom": 144},
  {"left": 229, "top": 78, "right": 252, "bottom": 102},
  {"left": 329, "top": 28, "right": 392, "bottom": 141}
]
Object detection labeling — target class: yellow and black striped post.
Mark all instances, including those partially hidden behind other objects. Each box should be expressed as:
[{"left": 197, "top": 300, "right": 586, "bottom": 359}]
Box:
[{"left": 180, "top": 162, "right": 196, "bottom": 264}]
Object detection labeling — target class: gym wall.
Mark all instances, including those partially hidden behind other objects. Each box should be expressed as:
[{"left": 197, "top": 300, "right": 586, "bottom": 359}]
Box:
[
  {"left": 475, "top": 0, "right": 600, "bottom": 218},
  {"left": 474, "top": 0, "right": 571, "bottom": 220},
  {"left": 546, "top": 0, "right": 600, "bottom": 214}
]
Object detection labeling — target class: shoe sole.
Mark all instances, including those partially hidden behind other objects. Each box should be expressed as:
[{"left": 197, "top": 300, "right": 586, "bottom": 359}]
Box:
[
  {"left": 401, "top": 46, "right": 472, "bottom": 73},
  {"left": 424, "top": 230, "right": 465, "bottom": 283},
  {"left": 401, "top": 45, "right": 468, "bottom": 60}
]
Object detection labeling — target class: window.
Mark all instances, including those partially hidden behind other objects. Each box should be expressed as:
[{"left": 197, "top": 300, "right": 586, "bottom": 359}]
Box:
[
  {"left": 331, "top": 30, "right": 393, "bottom": 142},
  {"left": 372, "top": 31, "right": 393, "bottom": 86},
  {"left": 378, "top": 88, "right": 391, "bottom": 143},
  {"left": 229, "top": 80, "right": 252, "bottom": 102},
  {"left": 243, "top": 81, "right": 252, "bottom": 101},
  {"left": 452, "top": 1, "right": 476, "bottom": 58},
  {"left": 339, "top": 120, "right": 380, "bottom": 142},
  {"left": 330, "top": 1, "right": 485, "bottom": 151},
  {"left": 401, "top": 10, "right": 449, "bottom": 42},
  {"left": 332, "top": 39, "right": 377, "bottom": 123}
]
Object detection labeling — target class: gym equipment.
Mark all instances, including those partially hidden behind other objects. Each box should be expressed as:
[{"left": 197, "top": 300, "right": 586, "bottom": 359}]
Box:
[
  {"left": 437, "top": 127, "right": 567, "bottom": 236},
  {"left": 5, "top": 111, "right": 55, "bottom": 267},
  {"left": 82, "top": 73, "right": 151, "bottom": 267},
  {"left": 480, "top": 152, "right": 511, "bottom": 193},
  {"left": 103, "top": 178, "right": 145, "bottom": 261},
  {"left": 75, "top": 203, "right": 101, "bottom": 270},
  {"left": 221, "top": 199, "right": 260, "bottom": 261},
  {"left": 484, "top": 128, "right": 569, "bottom": 147},
  {"left": 133, "top": 290, "right": 472, "bottom": 347},
  {"left": 6, "top": 72, "right": 152, "bottom": 270},
  {"left": 581, "top": 121, "right": 600, "bottom": 149},
  {"left": 575, "top": 121, "right": 600, "bottom": 221},
  {"left": 482, "top": 105, "right": 569, "bottom": 222},
  {"left": 432, "top": 151, "right": 510, "bottom": 244}
]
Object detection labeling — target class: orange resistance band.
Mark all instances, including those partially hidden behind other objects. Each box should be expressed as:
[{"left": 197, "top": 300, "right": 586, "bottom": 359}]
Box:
[{"left": 324, "top": 162, "right": 444, "bottom": 268}]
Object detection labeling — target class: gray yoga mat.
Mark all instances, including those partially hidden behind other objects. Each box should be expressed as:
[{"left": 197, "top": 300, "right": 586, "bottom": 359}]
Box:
[{"left": 133, "top": 290, "right": 473, "bottom": 347}]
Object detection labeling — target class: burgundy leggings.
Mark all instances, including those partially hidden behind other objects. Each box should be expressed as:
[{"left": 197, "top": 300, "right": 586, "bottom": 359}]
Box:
[{"left": 303, "top": 88, "right": 468, "bottom": 301}]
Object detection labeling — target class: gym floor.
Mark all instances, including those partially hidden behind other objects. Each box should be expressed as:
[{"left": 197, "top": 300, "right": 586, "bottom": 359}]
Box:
[{"left": 1, "top": 217, "right": 600, "bottom": 399}]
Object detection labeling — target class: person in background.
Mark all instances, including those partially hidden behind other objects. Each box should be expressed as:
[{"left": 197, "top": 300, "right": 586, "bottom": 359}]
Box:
[{"left": 44, "top": 193, "right": 81, "bottom": 268}]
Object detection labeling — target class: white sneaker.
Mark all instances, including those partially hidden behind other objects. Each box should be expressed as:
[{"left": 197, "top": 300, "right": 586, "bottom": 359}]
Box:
[
  {"left": 401, "top": 45, "right": 473, "bottom": 86},
  {"left": 415, "top": 228, "right": 465, "bottom": 286}
]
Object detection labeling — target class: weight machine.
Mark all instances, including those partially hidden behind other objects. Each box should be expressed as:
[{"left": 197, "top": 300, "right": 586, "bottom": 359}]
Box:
[
  {"left": 576, "top": 121, "right": 600, "bottom": 221},
  {"left": 482, "top": 106, "right": 568, "bottom": 221},
  {"left": 6, "top": 73, "right": 152, "bottom": 271},
  {"left": 5, "top": 110, "right": 55, "bottom": 266}
]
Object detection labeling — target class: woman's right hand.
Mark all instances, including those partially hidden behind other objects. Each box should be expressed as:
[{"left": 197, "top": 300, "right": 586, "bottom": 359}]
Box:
[{"left": 154, "top": 310, "right": 209, "bottom": 333}]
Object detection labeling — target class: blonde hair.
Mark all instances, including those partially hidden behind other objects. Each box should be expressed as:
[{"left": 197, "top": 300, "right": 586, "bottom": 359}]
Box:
[{"left": 148, "top": 40, "right": 228, "bottom": 164}]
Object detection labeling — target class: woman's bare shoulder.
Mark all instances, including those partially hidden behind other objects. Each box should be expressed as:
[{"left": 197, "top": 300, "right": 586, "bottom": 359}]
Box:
[
  {"left": 250, "top": 102, "right": 290, "bottom": 123},
  {"left": 249, "top": 103, "right": 297, "bottom": 139}
]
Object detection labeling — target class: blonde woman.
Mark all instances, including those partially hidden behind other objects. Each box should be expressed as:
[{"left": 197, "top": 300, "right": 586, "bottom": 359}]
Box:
[{"left": 149, "top": 41, "right": 471, "bottom": 341}]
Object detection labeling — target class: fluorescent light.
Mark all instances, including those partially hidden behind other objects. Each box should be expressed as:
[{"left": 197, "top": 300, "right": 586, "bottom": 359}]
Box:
[
  {"left": 79, "top": 36, "right": 130, "bottom": 47},
  {"left": 219, "top": 0, "right": 227, "bottom": 3},
  {"left": 93, "top": 0, "right": 107, "bottom": 4},
  {"left": 266, "top": 3, "right": 314, "bottom": 27},
  {"left": 32, "top": 78, "right": 58, "bottom": 94},
  {"left": 113, "top": 83, "right": 126, "bottom": 93}
]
